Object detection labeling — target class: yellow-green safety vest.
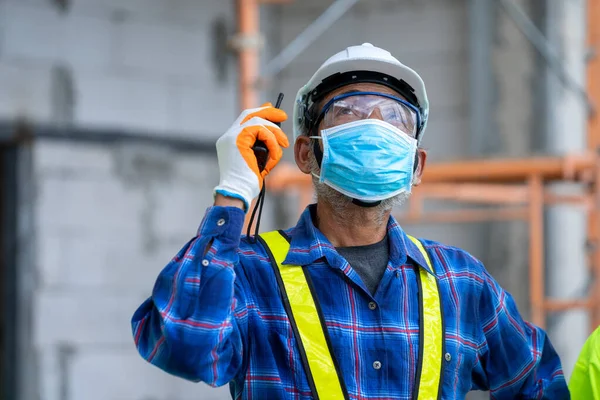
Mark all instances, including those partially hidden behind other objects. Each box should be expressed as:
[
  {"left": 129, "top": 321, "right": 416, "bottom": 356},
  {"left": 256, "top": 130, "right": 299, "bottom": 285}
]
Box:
[
  {"left": 569, "top": 324, "right": 600, "bottom": 399},
  {"left": 257, "top": 230, "right": 445, "bottom": 400}
]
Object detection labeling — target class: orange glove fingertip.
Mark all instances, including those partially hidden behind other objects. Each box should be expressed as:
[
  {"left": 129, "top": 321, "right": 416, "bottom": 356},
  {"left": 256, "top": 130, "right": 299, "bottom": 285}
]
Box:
[{"left": 242, "top": 107, "right": 288, "bottom": 125}]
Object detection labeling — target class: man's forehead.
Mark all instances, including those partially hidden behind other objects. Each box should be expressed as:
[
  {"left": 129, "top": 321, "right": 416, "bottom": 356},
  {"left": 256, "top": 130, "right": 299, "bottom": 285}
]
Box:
[{"left": 323, "top": 82, "right": 407, "bottom": 102}]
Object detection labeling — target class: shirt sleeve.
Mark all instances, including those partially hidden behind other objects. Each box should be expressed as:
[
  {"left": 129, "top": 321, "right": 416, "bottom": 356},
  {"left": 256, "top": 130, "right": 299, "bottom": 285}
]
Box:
[
  {"left": 131, "top": 205, "right": 249, "bottom": 387},
  {"left": 472, "top": 268, "right": 570, "bottom": 399},
  {"left": 569, "top": 326, "right": 600, "bottom": 400}
]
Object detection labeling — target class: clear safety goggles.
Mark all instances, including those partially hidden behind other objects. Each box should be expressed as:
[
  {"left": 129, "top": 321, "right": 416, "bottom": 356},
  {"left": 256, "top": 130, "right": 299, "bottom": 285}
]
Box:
[{"left": 318, "top": 91, "right": 421, "bottom": 137}]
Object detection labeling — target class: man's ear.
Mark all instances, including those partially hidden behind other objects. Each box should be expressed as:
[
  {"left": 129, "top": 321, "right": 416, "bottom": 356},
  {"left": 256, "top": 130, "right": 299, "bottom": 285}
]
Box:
[
  {"left": 412, "top": 148, "right": 427, "bottom": 186},
  {"left": 294, "top": 136, "right": 312, "bottom": 174}
]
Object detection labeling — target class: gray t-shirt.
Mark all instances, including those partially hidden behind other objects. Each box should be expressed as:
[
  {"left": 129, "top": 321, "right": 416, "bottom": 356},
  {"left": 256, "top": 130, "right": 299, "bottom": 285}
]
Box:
[{"left": 336, "top": 235, "right": 389, "bottom": 296}]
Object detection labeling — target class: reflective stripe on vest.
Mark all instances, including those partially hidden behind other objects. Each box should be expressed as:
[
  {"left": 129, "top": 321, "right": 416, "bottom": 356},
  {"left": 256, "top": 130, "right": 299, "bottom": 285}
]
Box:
[
  {"left": 258, "top": 230, "right": 444, "bottom": 400},
  {"left": 407, "top": 235, "right": 444, "bottom": 400}
]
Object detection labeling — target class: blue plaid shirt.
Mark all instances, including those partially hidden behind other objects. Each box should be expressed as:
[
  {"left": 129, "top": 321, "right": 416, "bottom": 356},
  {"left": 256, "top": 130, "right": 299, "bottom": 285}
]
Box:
[{"left": 132, "top": 205, "right": 569, "bottom": 399}]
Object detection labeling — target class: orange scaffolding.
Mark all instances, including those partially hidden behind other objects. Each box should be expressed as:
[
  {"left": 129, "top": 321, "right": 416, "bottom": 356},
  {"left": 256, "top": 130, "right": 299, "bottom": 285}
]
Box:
[{"left": 234, "top": 0, "right": 600, "bottom": 332}]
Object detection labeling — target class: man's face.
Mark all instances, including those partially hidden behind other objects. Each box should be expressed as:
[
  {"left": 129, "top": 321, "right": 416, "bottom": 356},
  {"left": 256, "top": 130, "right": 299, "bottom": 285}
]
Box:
[{"left": 294, "top": 82, "right": 427, "bottom": 214}]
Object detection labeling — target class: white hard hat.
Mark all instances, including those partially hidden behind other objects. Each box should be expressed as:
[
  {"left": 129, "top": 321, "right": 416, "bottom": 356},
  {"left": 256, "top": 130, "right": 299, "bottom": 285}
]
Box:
[{"left": 292, "top": 43, "right": 429, "bottom": 142}]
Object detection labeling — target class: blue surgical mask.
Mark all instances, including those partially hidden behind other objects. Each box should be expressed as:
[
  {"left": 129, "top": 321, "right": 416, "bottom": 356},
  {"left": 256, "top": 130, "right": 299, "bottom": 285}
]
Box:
[{"left": 310, "top": 119, "right": 417, "bottom": 202}]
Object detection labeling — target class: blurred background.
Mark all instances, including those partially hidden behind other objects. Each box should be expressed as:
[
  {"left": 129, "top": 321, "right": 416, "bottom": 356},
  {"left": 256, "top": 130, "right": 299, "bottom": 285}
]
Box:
[{"left": 0, "top": 0, "right": 598, "bottom": 399}]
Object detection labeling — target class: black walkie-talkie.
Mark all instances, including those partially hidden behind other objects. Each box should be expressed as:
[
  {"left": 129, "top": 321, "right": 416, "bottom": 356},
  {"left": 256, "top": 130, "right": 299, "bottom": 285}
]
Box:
[{"left": 252, "top": 92, "right": 284, "bottom": 172}]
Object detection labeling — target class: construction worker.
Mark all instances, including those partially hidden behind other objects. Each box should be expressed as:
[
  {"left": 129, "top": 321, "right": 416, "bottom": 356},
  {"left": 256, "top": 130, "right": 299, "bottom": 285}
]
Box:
[
  {"left": 569, "top": 325, "right": 600, "bottom": 399},
  {"left": 131, "top": 43, "right": 569, "bottom": 399}
]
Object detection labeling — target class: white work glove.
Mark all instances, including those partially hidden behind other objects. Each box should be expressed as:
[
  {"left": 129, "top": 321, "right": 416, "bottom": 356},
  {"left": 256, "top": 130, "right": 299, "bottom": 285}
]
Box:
[{"left": 214, "top": 103, "right": 289, "bottom": 211}]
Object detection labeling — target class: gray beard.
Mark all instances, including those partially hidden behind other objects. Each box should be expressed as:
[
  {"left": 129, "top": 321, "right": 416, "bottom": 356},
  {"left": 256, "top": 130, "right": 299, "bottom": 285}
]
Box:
[{"left": 307, "top": 146, "right": 411, "bottom": 227}]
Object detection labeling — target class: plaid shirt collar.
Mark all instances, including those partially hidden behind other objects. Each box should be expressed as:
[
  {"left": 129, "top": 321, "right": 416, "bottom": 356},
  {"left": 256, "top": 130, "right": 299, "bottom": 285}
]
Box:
[{"left": 282, "top": 204, "right": 434, "bottom": 275}]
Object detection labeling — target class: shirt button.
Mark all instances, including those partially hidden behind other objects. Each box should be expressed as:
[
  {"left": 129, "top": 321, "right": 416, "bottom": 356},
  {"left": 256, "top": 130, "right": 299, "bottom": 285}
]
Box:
[
  {"left": 396, "top": 271, "right": 401, "bottom": 278},
  {"left": 373, "top": 361, "right": 382, "bottom": 370},
  {"left": 368, "top": 302, "right": 377, "bottom": 310},
  {"left": 445, "top": 353, "right": 452, "bottom": 362},
  {"left": 217, "top": 218, "right": 226, "bottom": 226},
  {"left": 202, "top": 259, "right": 209, "bottom": 266}
]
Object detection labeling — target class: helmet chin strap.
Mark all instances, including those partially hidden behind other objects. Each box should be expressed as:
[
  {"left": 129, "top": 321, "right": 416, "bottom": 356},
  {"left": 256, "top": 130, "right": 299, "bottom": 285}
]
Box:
[{"left": 312, "top": 138, "right": 419, "bottom": 209}]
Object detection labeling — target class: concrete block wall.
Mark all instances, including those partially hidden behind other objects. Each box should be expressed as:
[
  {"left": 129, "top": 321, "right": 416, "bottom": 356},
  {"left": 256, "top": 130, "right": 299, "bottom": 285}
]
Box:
[
  {"left": 32, "top": 140, "right": 229, "bottom": 400},
  {"left": 0, "top": 0, "right": 239, "bottom": 398},
  {"left": 0, "top": 0, "right": 238, "bottom": 137}
]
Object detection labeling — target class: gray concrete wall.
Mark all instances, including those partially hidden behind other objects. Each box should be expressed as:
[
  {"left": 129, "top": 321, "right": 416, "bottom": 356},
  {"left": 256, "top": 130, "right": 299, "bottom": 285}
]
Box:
[
  {"left": 31, "top": 140, "right": 226, "bottom": 400},
  {"left": 0, "top": 0, "right": 237, "bottom": 398},
  {"left": 0, "top": 0, "right": 238, "bottom": 136}
]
